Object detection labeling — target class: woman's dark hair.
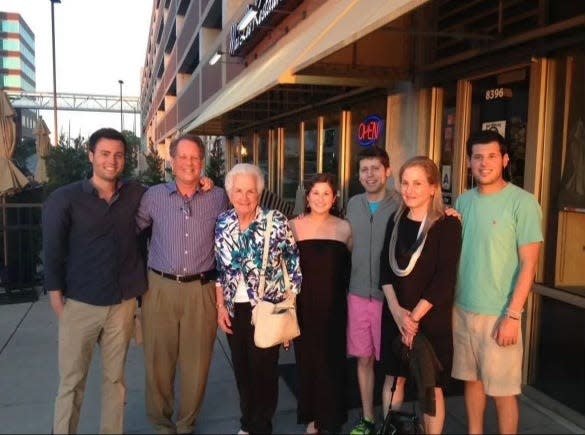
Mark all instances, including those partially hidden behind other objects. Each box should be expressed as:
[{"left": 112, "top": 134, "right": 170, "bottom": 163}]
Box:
[{"left": 305, "top": 173, "right": 340, "bottom": 216}]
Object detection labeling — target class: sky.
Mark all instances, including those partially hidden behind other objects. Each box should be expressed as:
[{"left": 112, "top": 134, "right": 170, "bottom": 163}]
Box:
[{"left": 2, "top": 0, "right": 153, "bottom": 140}]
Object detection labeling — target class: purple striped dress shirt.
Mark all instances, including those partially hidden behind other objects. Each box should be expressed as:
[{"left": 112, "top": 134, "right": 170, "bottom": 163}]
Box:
[{"left": 136, "top": 182, "right": 230, "bottom": 275}]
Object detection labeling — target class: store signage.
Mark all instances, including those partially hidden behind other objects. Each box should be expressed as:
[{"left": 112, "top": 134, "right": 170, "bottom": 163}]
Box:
[
  {"left": 484, "top": 87, "right": 513, "bottom": 100},
  {"left": 358, "top": 115, "right": 384, "bottom": 147},
  {"left": 229, "top": 0, "right": 286, "bottom": 56}
]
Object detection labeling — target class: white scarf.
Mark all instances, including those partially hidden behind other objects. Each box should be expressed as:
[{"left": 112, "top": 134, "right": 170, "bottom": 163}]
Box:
[{"left": 388, "top": 210, "right": 427, "bottom": 277}]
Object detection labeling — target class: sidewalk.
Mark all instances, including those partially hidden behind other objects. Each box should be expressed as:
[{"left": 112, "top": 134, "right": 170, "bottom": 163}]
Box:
[{"left": 0, "top": 293, "right": 582, "bottom": 434}]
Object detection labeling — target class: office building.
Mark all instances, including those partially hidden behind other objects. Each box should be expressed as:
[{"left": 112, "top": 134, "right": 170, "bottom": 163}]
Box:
[{"left": 0, "top": 11, "right": 37, "bottom": 140}]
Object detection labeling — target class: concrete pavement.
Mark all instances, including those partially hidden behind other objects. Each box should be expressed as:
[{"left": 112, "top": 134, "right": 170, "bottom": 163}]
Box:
[{"left": 0, "top": 292, "right": 583, "bottom": 434}]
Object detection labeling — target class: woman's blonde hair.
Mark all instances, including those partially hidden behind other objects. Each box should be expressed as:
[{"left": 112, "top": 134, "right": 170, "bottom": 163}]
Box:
[{"left": 395, "top": 156, "right": 444, "bottom": 232}]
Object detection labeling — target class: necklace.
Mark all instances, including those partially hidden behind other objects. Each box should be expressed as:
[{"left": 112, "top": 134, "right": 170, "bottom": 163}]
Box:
[{"left": 388, "top": 209, "right": 428, "bottom": 277}]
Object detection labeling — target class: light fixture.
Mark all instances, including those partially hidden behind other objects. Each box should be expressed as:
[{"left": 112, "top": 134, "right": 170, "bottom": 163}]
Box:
[
  {"left": 237, "top": 5, "right": 258, "bottom": 31},
  {"left": 209, "top": 50, "right": 223, "bottom": 66}
]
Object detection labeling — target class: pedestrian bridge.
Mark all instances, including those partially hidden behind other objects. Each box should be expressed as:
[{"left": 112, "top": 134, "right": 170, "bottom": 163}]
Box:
[{"left": 5, "top": 90, "right": 140, "bottom": 114}]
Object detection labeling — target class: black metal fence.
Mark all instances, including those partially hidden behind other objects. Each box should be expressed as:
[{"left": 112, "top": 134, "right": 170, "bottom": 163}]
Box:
[{"left": 0, "top": 203, "right": 43, "bottom": 304}]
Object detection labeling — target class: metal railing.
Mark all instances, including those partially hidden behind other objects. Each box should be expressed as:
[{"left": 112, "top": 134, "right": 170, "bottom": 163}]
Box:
[
  {"left": 0, "top": 203, "right": 43, "bottom": 304},
  {"left": 6, "top": 91, "right": 140, "bottom": 113}
]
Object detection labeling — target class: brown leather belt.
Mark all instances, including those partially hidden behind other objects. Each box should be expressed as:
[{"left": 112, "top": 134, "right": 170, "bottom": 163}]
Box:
[{"left": 149, "top": 268, "right": 218, "bottom": 284}]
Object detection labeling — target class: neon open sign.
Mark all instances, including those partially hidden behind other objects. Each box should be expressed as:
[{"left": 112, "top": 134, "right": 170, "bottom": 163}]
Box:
[{"left": 358, "top": 115, "right": 384, "bottom": 147}]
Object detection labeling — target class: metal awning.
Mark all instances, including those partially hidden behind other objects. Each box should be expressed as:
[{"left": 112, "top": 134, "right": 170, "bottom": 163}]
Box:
[{"left": 181, "top": 0, "right": 429, "bottom": 134}]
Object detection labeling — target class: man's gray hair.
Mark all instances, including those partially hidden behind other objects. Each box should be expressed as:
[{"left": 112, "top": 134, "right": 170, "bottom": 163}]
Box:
[
  {"left": 169, "top": 134, "right": 205, "bottom": 158},
  {"left": 224, "top": 163, "right": 265, "bottom": 197}
]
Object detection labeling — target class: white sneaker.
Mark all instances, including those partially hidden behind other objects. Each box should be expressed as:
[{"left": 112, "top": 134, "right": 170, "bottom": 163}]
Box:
[{"left": 237, "top": 430, "right": 249, "bottom": 435}]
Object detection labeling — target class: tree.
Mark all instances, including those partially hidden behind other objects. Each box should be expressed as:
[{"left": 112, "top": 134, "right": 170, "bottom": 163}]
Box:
[
  {"left": 205, "top": 137, "right": 225, "bottom": 187},
  {"left": 44, "top": 141, "right": 91, "bottom": 196},
  {"left": 137, "top": 140, "right": 166, "bottom": 186},
  {"left": 122, "top": 130, "right": 139, "bottom": 178},
  {"left": 13, "top": 137, "right": 36, "bottom": 170},
  {"left": 72, "top": 133, "right": 85, "bottom": 150}
]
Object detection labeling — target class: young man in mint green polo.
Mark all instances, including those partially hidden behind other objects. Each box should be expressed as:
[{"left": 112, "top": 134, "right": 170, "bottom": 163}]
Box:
[{"left": 452, "top": 130, "right": 543, "bottom": 434}]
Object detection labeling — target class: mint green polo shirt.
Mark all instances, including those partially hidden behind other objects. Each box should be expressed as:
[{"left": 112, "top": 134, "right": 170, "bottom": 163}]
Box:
[{"left": 455, "top": 183, "right": 543, "bottom": 316}]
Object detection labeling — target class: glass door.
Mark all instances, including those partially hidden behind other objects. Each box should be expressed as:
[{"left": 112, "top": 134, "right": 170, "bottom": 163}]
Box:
[{"left": 466, "top": 67, "right": 530, "bottom": 189}]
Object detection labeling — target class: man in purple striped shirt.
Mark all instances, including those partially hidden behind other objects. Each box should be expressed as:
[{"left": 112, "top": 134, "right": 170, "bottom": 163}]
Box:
[{"left": 136, "top": 134, "right": 229, "bottom": 434}]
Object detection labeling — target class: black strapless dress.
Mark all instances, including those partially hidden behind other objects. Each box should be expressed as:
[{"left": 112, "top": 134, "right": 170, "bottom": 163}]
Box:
[{"left": 294, "top": 239, "right": 351, "bottom": 432}]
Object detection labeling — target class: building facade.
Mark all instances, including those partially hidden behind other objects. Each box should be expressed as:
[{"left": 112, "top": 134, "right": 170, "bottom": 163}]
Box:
[
  {"left": 0, "top": 11, "right": 36, "bottom": 140},
  {"left": 141, "top": 0, "right": 585, "bottom": 425}
]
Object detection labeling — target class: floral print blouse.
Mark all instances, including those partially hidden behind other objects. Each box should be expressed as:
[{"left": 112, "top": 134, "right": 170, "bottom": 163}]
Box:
[{"left": 215, "top": 206, "right": 302, "bottom": 317}]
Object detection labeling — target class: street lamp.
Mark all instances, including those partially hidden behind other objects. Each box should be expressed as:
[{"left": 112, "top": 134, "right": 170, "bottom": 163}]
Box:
[
  {"left": 50, "top": 0, "right": 61, "bottom": 146},
  {"left": 118, "top": 79, "right": 124, "bottom": 132}
]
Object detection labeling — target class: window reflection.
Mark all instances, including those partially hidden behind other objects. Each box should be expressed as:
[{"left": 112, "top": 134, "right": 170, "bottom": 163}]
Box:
[{"left": 283, "top": 122, "right": 300, "bottom": 204}]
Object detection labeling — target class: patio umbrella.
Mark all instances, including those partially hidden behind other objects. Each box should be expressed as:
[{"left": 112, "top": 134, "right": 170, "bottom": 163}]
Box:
[
  {"left": 34, "top": 117, "right": 51, "bottom": 183},
  {"left": 0, "top": 89, "right": 29, "bottom": 267}
]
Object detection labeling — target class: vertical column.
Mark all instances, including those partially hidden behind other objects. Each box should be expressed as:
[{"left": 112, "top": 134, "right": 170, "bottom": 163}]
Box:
[
  {"left": 253, "top": 131, "right": 259, "bottom": 166},
  {"left": 451, "top": 79, "right": 472, "bottom": 200},
  {"left": 339, "top": 111, "right": 352, "bottom": 207},
  {"left": 386, "top": 93, "right": 406, "bottom": 189},
  {"left": 427, "top": 87, "right": 445, "bottom": 165},
  {"left": 277, "top": 128, "right": 285, "bottom": 197},
  {"left": 226, "top": 136, "right": 235, "bottom": 170},
  {"left": 299, "top": 121, "right": 305, "bottom": 184},
  {"left": 268, "top": 129, "right": 276, "bottom": 192},
  {"left": 317, "top": 116, "right": 324, "bottom": 173}
]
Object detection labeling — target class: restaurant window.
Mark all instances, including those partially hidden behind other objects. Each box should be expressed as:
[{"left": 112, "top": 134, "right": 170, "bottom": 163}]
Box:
[
  {"left": 323, "top": 113, "right": 340, "bottom": 181},
  {"left": 238, "top": 134, "right": 252, "bottom": 163},
  {"left": 544, "top": 53, "right": 585, "bottom": 296},
  {"left": 304, "top": 119, "right": 318, "bottom": 185},
  {"left": 440, "top": 86, "right": 456, "bottom": 205},
  {"left": 283, "top": 122, "right": 300, "bottom": 204},
  {"left": 257, "top": 129, "right": 269, "bottom": 185},
  {"left": 530, "top": 295, "right": 585, "bottom": 414},
  {"left": 529, "top": 52, "right": 585, "bottom": 416}
]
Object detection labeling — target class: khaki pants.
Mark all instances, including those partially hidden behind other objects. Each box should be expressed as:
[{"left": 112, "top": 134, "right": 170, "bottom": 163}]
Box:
[
  {"left": 53, "top": 297, "right": 137, "bottom": 434},
  {"left": 142, "top": 271, "right": 217, "bottom": 434}
]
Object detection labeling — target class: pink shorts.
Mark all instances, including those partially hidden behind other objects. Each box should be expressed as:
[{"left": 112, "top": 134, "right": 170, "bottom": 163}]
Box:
[{"left": 347, "top": 294, "right": 383, "bottom": 360}]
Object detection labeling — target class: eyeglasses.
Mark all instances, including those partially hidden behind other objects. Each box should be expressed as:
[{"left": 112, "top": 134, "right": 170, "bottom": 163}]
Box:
[{"left": 180, "top": 199, "right": 192, "bottom": 218}]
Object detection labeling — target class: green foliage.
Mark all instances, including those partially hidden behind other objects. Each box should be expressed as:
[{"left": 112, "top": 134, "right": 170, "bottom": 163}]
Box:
[
  {"left": 42, "top": 130, "right": 143, "bottom": 194},
  {"left": 44, "top": 143, "right": 91, "bottom": 196},
  {"left": 137, "top": 140, "right": 166, "bottom": 186},
  {"left": 71, "top": 133, "right": 85, "bottom": 149},
  {"left": 122, "top": 130, "right": 139, "bottom": 178},
  {"left": 205, "top": 137, "right": 225, "bottom": 188},
  {"left": 13, "top": 137, "right": 36, "bottom": 169}
]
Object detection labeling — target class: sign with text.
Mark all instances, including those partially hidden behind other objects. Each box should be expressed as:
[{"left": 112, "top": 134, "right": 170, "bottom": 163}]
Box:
[
  {"left": 229, "top": 0, "right": 288, "bottom": 56},
  {"left": 358, "top": 115, "right": 384, "bottom": 147},
  {"left": 482, "top": 120, "right": 506, "bottom": 137},
  {"left": 484, "top": 87, "right": 513, "bottom": 100}
]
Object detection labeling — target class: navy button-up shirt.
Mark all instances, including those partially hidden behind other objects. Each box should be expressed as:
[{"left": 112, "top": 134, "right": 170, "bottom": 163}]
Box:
[{"left": 42, "top": 179, "right": 148, "bottom": 306}]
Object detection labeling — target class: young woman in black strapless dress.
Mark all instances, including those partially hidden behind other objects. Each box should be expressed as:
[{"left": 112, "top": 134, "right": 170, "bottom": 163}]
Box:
[{"left": 290, "top": 173, "right": 352, "bottom": 434}]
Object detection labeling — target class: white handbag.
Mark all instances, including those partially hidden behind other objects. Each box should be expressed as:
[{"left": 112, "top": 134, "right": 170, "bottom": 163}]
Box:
[{"left": 251, "top": 211, "right": 300, "bottom": 348}]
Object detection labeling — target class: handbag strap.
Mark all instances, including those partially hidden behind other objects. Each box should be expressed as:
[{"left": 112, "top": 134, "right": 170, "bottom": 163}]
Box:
[
  {"left": 258, "top": 210, "right": 274, "bottom": 300},
  {"left": 386, "top": 375, "right": 417, "bottom": 416},
  {"left": 388, "top": 374, "right": 398, "bottom": 413}
]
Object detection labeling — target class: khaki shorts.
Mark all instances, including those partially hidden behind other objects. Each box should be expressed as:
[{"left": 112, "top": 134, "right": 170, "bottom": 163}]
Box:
[{"left": 451, "top": 306, "right": 522, "bottom": 397}]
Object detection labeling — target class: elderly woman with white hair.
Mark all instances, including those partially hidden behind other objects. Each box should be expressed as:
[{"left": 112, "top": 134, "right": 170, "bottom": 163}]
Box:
[{"left": 214, "top": 163, "right": 302, "bottom": 435}]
